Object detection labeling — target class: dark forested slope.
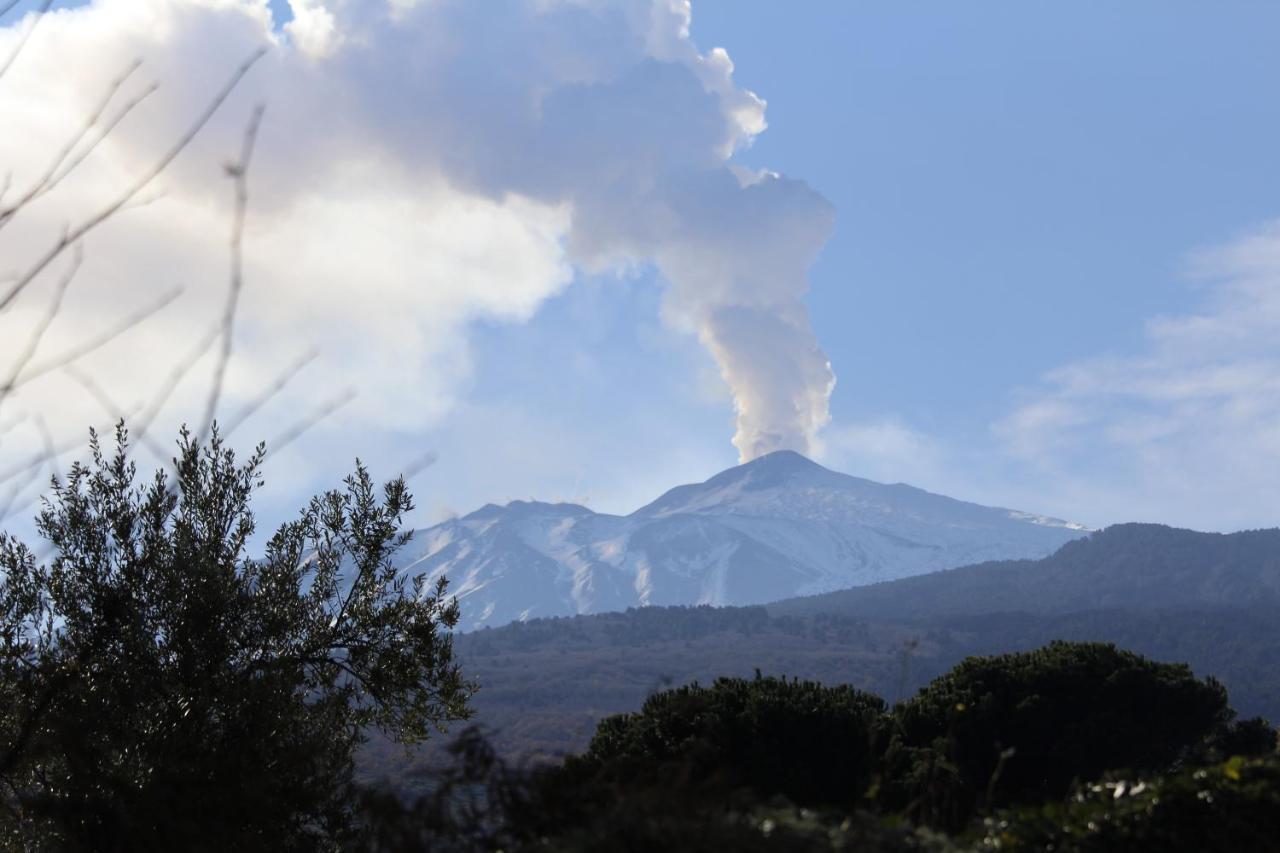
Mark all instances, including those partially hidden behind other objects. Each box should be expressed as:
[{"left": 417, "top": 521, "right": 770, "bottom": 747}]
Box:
[
  {"left": 363, "top": 524, "right": 1280, "bottom": 778},
  {"left": 770, "top": 523, "right": 1280, "bottom": 621}
]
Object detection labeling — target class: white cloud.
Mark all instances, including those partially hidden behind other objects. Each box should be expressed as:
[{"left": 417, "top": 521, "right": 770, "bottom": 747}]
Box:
[
  {"left": 284, "top": 0, "right": 340, "bottom": 58},
  {"left": 992, "top": 220, "right": 1280, "bottom": 531},
  {"left": 0, "top": 0, "right": 837, "bottom": 518}
]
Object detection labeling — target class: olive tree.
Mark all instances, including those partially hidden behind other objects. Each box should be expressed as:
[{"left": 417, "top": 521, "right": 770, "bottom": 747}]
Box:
[{"left": 0, "top": 424, "right": 472, "bottom": 850}]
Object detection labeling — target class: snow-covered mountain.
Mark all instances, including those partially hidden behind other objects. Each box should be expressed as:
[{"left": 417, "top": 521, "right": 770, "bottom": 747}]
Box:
[{"left": 400, "top": 451, "right": 1089, "bottom": 629}]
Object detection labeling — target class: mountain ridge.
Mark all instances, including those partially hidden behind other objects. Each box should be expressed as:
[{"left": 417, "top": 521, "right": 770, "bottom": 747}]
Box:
[
  {"left": 769, "top": 522, "right": 1280, "bottom": 620},
  {"left": 401, "top": 451, "right": 1088, "bottom": 628},
  {"left": 357, "top": 522, "right": 1280, "bottom": 771}
]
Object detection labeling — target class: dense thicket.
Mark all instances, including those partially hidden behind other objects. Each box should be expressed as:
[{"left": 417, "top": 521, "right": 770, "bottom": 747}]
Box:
[
  {"left": 364, "top": 642, "right": 1276, "bottom": 852},
  {"left": 982, "top": 753, "right": 1280, "bottom": 852},
  {"left": 575, "top": 675, "right": 886, "bottom": 806},
  {"left": 0, "top": 426, "right": 472, "bottom": 851},
  {"left": 883, "top": 641, "right": 1235, "bottom": 829},
  {"left": 392, "top": 600, "right": 1280, "bottom": 769}
]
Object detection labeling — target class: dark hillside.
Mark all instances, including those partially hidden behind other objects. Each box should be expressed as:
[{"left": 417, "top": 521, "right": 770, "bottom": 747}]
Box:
[
  {"left": 770, "top": 524, "right": 1280, "bottom": 621},
  {"left": 360, "top": 524, "right": 1280, "bottom": 782},
  {"left": 360, "top": 605, "right": 1280, "bottom": 785}
]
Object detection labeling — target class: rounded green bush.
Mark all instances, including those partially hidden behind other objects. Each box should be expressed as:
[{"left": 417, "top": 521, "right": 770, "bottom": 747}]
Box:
[{"left": 886, "top": 641, "right": 1233, "bottom": 828}]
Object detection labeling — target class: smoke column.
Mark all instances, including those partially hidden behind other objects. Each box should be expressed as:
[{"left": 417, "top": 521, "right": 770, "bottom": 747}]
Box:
[{"left": 0, "top": 0, "right": 839, "bottom": 462}]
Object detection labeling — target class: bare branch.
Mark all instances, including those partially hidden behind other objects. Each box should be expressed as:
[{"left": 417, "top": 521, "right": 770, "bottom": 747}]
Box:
[
  {"left": 221, "top": 348, "right": 318, "bottom": 439},
  {"left": 0, "top": 242, "right": 82, "bottom": 410},
  {"left": 0, "top": 46, "right": 267, "bottom": 314},
  {"left": 13, "top": 285, "right": 183, "bottom": 389},
  {"left": 30, "top": 411, "right": 58, "bottom": 485},
  {"left": 0, "top": 412, "right": 61, "bottom": 523},
  {"left": 0, "top": 0, "right": 29, "bottom": 22},
  {"left": 0, "top": 455, "right": 43, "bottom": 522},
  {"left": 0, "top": 0, "right": 51, "bottom": 83},
  {"left": 0, "top": 413, "right": 123, "bottom": 488},
  {"left": 62, "top": 365, "right": 168, "bottom": 462},
  {"left": 200, "top": 103, "right": 266, "bottom": 438},
  {"left": 0, "top": 60, "right": 155, "bottom": 232},
  {"left": 0, "top": 449, "right": 44, "bottom": 489},
  {"left": 131, "top": 324, "right": 221, "bottom": 447},
  {"left": 0, "top": 412, "right": 28, "bottom": 440},
  {"left": 398, "top": 450, "right": 439, "bottom": 482},
  {"left": 0, "top": 439, "right": 52, "bottom": 490},
  {"left": 264, "top": 389, "right": 359, "bottom": 461}
]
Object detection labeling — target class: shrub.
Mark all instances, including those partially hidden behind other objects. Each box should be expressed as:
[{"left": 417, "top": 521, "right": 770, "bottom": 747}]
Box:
[
  {"left": 0, "top": 426, "right": 472, "bottom": 850},
  {"left": 981, "top": 753, "right": 1280, "bottom": 852},
  {"left": 576, "top": 673, "right": 888, "bottom": 808},
  {"left": 884, "top": 641, "right": 1233, "bottom": 829}
]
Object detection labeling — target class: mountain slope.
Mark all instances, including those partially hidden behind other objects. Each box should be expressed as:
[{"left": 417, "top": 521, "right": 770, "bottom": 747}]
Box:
[
  {"left": 359, "top": 523, "right": 1280, "bottom": 772},
  {"left": 401, "top": 450, "right": 1087, "bottom": 628},
  {"left": 770, "top": 523, "right": 1280, "bottom": 621}
]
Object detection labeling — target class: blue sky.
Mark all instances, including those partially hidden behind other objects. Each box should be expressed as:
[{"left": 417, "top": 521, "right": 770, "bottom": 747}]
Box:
[
  {"left": 3, "top": 1, "right": 1279, "bottom": 532},
  {"left": 693, "top": 2, "right": 1280, "bottom": 431}
]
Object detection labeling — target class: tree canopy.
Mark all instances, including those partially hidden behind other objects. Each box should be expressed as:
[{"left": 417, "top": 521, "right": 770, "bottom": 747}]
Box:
[
  {"left": 0, "top": 425, "right": 473, "bottom": 850},
  {"left": 883, "top": 641, "right": 1239, "bottom": 828},
  {"left": 577, "top": 673, "right": 886, "bottom": 807}
]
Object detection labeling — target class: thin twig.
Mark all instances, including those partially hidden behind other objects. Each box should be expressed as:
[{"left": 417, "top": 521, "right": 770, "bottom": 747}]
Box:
[
  {"left": 0, "top": 0, "right": 52, "bottom": 83},
  {"left": 0, "top": 243, "right": 82, "bottom": 410},
  {"left": 0, "top": 412, "right": 61, "bottom": 523},
  {"left": 0, "top": 413, "right": 29, "bottom": 441},
  {"left": 115, "top": 188, "right": 167, "bottom": 215},
  {"left": 398, "top": 450, "right": 439, "bottom": 482},
  {"left": 0, "top": 448, "right": 45, "bottom": 489},
  {"left": 131, "top": 324, "right": 222, "bottom": 447},
  {"left": 0, "top": 456, "right": 43, "bottom": 522},
  {"left": 221, "top": 348, "right": 318, "bottom": 438},
  {"left": 13, "top": 285, "right": 183, "bottom": 389},
  {"left": 201, "top": 103, "right": 266, "bottom": 438},
  {"left": 0, "top": 0, "right": 27, "bottom": 22},
  {"left": 62, "top": 365, "right": 168, "bottom": 463},
  {"left": 0, "top": 416, "right": 119, "bottom": 488},
  {"left": 0, "top": 60, "right": 154, "bottom": 231},
  {"left": 36, "top": 83, "right": 159, "bottom": 210},
  {"left": 0, "top": 466, "right": 40, "bottom": 525},
  {"left": 264, "top": 389, "right": 359, "bottom": 461},
  {"left": 30, "top": 412, "right": 59, "bottom": 486},
  {"left": 0, "top": 46, "right": 267, "bottom": 314}
]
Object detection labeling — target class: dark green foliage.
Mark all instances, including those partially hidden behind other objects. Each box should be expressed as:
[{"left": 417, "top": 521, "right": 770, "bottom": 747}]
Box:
[
  {"left": 356, "top": 728, "right": 965, "bottom": 853},
  {"left": 575, "top": 674, "right": 887, "bottom": 808},
  {"left": 381, "top": 606, "right": 921, "bottom": 771},
  {"left": 884, "top": 642, "right": 1233, "bottom": 830},
  {"left": 0, "top": 425, "right": 473, "bottom": 851},
  {"left": 1205, "top": 715, "right": 1279, "bottom": 760},
  {"left": 362, "top": 640, "right": 1277, "bottom": 851},
  {"left": 982, "top": 753, "right": 1280, "bottom": 852},
  {"left": 363, "top": 676, "right": 891, "bottom": 849},
  {"left": 935, "top": 607, "right": 1280, "bottom": 725},
  {"left": 347, "top": 638, "right": 1280, "bottom": 851},
  {"left": 354, "top": 728, "right": 535, "bottom": 853},
  {"left": 512, "top": 803, "right": 965, "bottom": 853},
  {"left": 415, "top": 602, "right": 1280, "bottom": 768}
]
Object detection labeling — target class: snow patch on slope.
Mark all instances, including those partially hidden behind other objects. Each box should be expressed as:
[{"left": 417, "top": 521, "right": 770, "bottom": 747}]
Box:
[{"left": 396, "top": 452, "right": 1089, "bottom": 629}]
